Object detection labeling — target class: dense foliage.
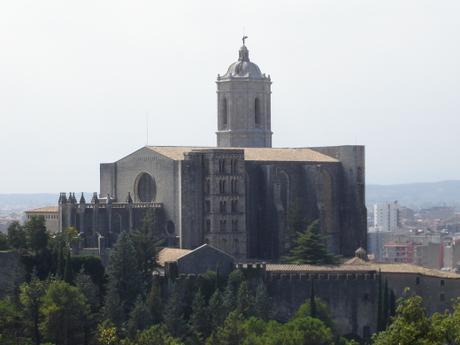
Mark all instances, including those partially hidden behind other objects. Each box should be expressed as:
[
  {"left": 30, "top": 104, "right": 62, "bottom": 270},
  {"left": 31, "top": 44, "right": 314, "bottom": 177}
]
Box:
[
  {"left": 2, "top": 215, "right": 460, "bottom": 345},
  {"left": 283, "top": 220, "right": 339, "bottom": 265}
]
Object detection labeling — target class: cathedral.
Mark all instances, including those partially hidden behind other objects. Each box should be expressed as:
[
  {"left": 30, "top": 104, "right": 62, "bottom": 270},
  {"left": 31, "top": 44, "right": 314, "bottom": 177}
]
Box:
[{"left": 59, "top": 40, "right": 367, "bottom": 261}]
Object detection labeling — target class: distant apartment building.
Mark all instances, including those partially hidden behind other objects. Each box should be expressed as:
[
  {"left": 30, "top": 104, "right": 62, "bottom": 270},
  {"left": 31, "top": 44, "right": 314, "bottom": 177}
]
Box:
[
  {"left": 383, "top": 241, "right": 414, "bottom": 263},
  {"left": 373, "top": 201, "right": 399, "bottom": 232},
  {"left": 25, "top": 206, "right": 59, "bottom": 233}
]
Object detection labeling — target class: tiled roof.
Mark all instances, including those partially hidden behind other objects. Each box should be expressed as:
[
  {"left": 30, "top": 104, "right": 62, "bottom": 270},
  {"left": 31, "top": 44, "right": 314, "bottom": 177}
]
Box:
[
  {"left": 25, "top": 206, "right": 58, "bottom": 213},
  {"left": 146, "top": 146, "right": 338, "bottom": 163},
  {"left": 265, "top": 262, "right": 460, "bottom": 279},
  {"left": 156, "top": 247, "right": 192, "bottom": 267}
]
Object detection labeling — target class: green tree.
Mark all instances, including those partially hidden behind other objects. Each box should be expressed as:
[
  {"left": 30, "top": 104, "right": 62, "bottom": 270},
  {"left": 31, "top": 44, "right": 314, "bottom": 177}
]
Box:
[
  {"left": 7, "top": 221, "right": 27, "bottom": 250},
  {"left": 283, "top": 316, "right": 334, "bottom": 345},
  {"left": 96, "top": 322, "right": 119, "bottom": 345},
  {"left": 253, "top": 281, "right": 271, "bottom": 320},
  {"left": 75, "top": 269, "right": 99, "bottom": 345},
  {"left": 294, "top": 297, "right": 334, "bottom": 330},
  {"left": 40, "top": 280, "right": 89, "bottom": 345},
  {"left": 223, "top": 277, "right": 239, "bottom": 315},
  {"left": 25, "top": 216, "right": 48, "bottom": 254},
  {"left": 131, "top": 209, "right": 164, "bottom": 289},
  {"left": 133, "top": 325, "right": 184, "bottom": 345},
  {"left": 63, "top": 250, "right": 73, "bottom": 284},
  {"left": 372, "top": 294, "right": 443, "bottom": 345},
  {"left": 127, "top": 296, "right": 153, "bottom": 338},
  {"left": 104, "top": 231, "right": 142, "bottom": 325},
  {"left": 283, "top": 220, "right": 338, "bottom": 265},
  {"left": 19, "top": 275, "right": 46, "bottom": 345},
  {"left": 189, "top": 289, "right": 209, "bottom": 341},
  {"left": 236, "top": 281, "right": 253, "bottom": 317},
  {"left": 0, "top": 232, "right": 9, "bottom": 250},
  {"left": 146, "top": 279, "right": 163, "bottom": 324},
  {"left": 208, "top": 289, "right": 226, "bottom": 329},
  {"left": 0, "top": 297, "right": 27, "bottom": 345},
  {"left": 163, "top": 286, "right": 188, "bottom": 339},
  {"left": 206, "top": 311, "right": 246, "bottom": 345}
]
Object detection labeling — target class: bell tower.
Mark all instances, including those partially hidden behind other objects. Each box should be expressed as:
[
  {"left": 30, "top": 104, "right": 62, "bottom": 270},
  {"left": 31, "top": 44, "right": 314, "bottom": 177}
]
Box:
[{"left": 216, "top": 38, "right": 272, "bottom": 148}]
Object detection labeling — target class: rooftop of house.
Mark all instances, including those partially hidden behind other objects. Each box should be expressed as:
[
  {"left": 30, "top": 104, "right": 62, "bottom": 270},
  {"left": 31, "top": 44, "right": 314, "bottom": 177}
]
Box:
[{"left": 25, "top": 206, "right": 59, "bottom": 214}]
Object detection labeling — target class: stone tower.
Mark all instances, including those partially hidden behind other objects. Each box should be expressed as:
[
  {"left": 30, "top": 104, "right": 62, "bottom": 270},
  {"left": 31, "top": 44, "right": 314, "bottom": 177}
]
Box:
[{"left": 216, "top": 39, "right": 272, "bottom": 148}]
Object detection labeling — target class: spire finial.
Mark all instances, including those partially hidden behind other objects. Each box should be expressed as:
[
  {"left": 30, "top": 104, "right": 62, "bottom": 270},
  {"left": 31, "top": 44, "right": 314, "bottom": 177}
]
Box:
[{"left": 242, "top": 35, "right": 248, "bottom": 46}]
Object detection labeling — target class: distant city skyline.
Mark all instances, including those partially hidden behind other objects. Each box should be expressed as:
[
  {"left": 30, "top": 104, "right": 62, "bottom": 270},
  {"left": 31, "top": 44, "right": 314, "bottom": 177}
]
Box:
[{"left": 1, "top": 0, "right": 459, "bottom": 193}]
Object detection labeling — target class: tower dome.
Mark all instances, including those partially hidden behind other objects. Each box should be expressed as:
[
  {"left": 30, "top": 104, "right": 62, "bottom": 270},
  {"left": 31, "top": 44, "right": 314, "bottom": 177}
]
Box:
[{"left": 221, "top": 44, "right": 265, "bottom": 79}]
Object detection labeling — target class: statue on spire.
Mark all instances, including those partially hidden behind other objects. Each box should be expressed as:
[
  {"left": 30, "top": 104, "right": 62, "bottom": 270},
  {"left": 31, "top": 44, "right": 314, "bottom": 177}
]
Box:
[{"left": 242, "top": 35, "right": 248, "bottom": 46}]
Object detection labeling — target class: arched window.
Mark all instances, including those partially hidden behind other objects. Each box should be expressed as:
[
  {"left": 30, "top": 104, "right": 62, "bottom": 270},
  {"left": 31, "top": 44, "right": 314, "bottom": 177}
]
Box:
[
  {"left": 221, "top": 98, "right": 228, "bottom": 128},
  {"left": 254, "top": 98, "right": 261, "bottom": 126},
  {"left": 136, "top": 173, "right": 156, "bottom": 202},
  {"left": 166, "top": 221, "right": 175, "bottom": 235}
]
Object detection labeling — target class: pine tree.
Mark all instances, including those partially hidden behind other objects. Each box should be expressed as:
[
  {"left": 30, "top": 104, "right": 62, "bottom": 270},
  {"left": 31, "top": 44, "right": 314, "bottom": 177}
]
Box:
[
  {"left": 131, "top": 209, "right": 164, "bottom": 289},
  {"left": 24, "top": 215, "right": 48, "bottom": 254},
  {"left": 55, "top": 242, "right": 65, "bottom": 279},
  {"left": 146, "top": 279, "right": 163, "bottom": 324},
  {"left": 222, "top": 281, "right": 237, "bottom": 315},
  {"left": 189, "top": 289, "right": 209, "bottom": 340},
  {"left": 103, "top": 231, "right": 142, "bottom": 324},
  {"left": 163, "top": 286, "right": 188, "bottom": 339},
  {"left": 206, "top": 311, "right": 246, "bottom": 345},
  {"left": 254, "top": 281, "right": 271, "bottom": 320},
  {"left": 208, "top": 289, "right": 226, "bottom": 329},
  {"left": 236, "top": 281, "right": 253, "bottom": 317},
  {"left": 64, "top": 250, "right": 73, "bottom": 284},
  {"left": 283, "top": 220, "right": 338, "bottom": 265},
  {"left": 19, "top": 275, "right": 46, "bottom": 345},
  {"left": 127, "top": 296, "right": 153, "bottom": 338}
]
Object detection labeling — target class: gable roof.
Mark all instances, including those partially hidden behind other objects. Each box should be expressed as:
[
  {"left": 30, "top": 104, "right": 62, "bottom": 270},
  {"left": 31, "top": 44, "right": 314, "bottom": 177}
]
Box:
[
  {"left": 156, "top": 248, "right": 191, "bottom": 267},
  {"left": 156, "top": 244, "right": 234, "bottom": 267},
  {"left": 145, "top": 146, "right": 338, "bottom": 163}
]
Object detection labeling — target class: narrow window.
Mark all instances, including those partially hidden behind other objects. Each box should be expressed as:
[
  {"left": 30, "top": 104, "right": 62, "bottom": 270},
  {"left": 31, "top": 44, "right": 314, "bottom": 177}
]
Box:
[
  {"left": 205, "top": 179, "right": 210, "bottom": 194},
  {"left": 205, "top": 200, "right": 211, "bottom": 213},
  {"left": 441, "top": 279, "right": 445, "bottom": 287},
  {"left": 254, "top": 98, "right": 261, "bottom": 126},
  {"left": 440, "top": 293, "right": 445, "bottom": 302},
  {"left": 231, "top": 200, "right": 238, "bottom": 213},
  {"left": 416, "top": 276, "right": 420, "bottom": 285},
  {"left": 205, "top": 219, "right": 211, "bottom": 233},
  {"left": 232, "top": 220, "right": 238, "bottom": 232},
  {"left": 220, "top": 201, "right": 226, "bottom": 213},
  {"left": 222, "top": 98, "right": 228, "bottom": 128}
]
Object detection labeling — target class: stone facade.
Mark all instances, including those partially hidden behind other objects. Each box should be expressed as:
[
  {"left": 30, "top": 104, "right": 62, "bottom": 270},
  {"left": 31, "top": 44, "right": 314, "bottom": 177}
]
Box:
[{"left": 59, "top": 41, "right": 367, "bottom": 261}]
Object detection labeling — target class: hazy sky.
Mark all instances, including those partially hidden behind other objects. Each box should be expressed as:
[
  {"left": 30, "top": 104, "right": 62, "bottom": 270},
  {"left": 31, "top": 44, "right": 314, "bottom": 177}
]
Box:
[{"left": 1, "top": 0, "right": 459, "bottom": 193}]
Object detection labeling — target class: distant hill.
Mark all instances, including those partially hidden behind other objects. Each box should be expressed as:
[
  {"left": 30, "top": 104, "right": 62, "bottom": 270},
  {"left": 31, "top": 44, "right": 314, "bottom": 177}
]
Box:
[
  {"left": 0, "top": 193, "right": 58, "bottom": 211},
  {"left": 0, "top": 193, "right": 92, "bottom": 212},
  {"left": 366, "top": 180, "right": 460, "bottom": 210},
  {"left": 1, "top": 182, "right": 459, "bottom": 214}
]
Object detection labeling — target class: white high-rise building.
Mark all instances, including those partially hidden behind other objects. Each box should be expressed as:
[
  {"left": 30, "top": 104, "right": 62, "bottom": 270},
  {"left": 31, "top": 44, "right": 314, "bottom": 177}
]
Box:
[{"left": 373, "top": 201, "right": 399, "bottom": 232}]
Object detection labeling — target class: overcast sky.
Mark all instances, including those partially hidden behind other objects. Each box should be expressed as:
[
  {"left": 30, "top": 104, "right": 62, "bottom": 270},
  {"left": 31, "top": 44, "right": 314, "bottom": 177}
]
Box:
[{"left": 0, "top": 0, "right": 459, "bottom": 193}]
